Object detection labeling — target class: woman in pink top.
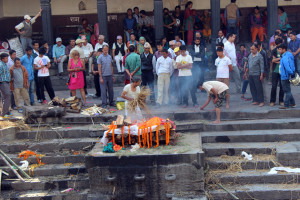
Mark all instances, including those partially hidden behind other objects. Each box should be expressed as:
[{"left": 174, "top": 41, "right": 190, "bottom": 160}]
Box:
[{"left": 67, "top": 50, "right": 86, "bottom": 104}]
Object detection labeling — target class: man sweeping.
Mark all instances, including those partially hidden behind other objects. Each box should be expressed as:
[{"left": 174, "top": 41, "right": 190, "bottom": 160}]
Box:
[{"left": 199, "top": 81, "right": 229, "bottom": 124}]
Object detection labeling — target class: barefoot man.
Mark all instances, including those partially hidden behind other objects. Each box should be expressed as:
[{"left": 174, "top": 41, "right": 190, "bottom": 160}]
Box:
[{"left": 199, "top": 81, "right": 229, "bottom": 124}]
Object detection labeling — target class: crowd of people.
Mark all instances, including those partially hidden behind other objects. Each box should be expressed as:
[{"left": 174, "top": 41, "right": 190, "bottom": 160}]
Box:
[{"left": 0, "top": 1, "right": 298, "bottom": 123}]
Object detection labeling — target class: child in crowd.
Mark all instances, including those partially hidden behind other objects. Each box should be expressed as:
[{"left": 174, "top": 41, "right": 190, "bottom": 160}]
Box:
[
  {"left": 9, "top": 58, "right": 30, "bottom": 113},
  {"left": 215, "top": 47, "right": 232, "bottom": 108},
  {"left": 34, "top": 47, "right": 55, "bottom": 104}
]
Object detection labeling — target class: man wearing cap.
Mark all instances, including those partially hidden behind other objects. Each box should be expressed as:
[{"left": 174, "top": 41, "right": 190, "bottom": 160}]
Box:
[
  {"left": 112, "top": 36, "right": 127, "bottom": 73},
  {"left": 81, "top": 36, "right": 94, "bottom": 75},
  {"left": 140, "top": 42, "right": 156, "bottom": 104},
  {"left": 94, "top": 35, "right": 108, "bottom": 52},
  {"left": 52, "top": 37, "right": 66, "bottom": 76},
  {"left": 70, "top": 39, "right": 85, "bottom": 59},
  {"left": 15, "top": 9, "right": 42, "bottom": 53},
  {"left": 168, "top": 40, "right": 176, "bottom": 59}
]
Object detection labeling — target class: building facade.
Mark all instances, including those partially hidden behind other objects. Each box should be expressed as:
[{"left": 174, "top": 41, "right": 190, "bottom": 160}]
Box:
[{"left": 0, "top": 0, "right": 299, "bottom": 46}]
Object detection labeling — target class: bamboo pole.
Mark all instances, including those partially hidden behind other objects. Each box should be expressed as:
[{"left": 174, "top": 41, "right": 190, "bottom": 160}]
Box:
[
  {"left": 0, "top": 150, "right": 31, "bottom": 179},
  {"left": 217, "top": 183, "right": 239, "bottom": 200},
  {"left": 0, "top": 154, "right": 24, "bottom": 182}
]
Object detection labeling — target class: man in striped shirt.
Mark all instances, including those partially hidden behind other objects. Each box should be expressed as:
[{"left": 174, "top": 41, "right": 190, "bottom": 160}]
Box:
[{"left": 0, "top": 53, "right": 12, "bottom": 117}]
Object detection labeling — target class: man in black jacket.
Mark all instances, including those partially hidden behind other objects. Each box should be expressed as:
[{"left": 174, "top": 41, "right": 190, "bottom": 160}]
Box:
[
  {"left": 190, "top": 37, "right": 206, "bottom": 92},
  {"left": 140, "top": 42, "right": 156, "bottom": 104}
]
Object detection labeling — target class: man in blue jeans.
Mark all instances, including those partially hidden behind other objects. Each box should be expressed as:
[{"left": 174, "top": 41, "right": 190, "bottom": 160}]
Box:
[
  {"left": 20, "top": 47, "right": 35, "bottom": 105},
  {"left": 278, "top": 44, "right": 296, "bottom": 109}
]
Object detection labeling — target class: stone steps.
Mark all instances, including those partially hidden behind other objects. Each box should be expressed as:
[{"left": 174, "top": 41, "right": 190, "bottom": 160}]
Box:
[
  {"left": 1, "top": 175, "right": 89, "bottom": 191},
  {"left": 203, "top": 142, "right": 278, "bottom": 157},
  {"left": 16, "top": 126, "right": 101, "bottom": 140},
  {"left": 1, "top": 163, "right": 86, "bottom": 178},
  {"left": 207, "top": 184, "right": 300, "bottom": 200},
  {"left": 0, "top": 138, "right": 97, "bottom": 154},
  {"left": 24, "top": 107, "right": 300, "bottom": 125},
  {"left": 0, "top": 188, "right": 90, "bottom": 200},
  {"left": 0, "top": 153, "right": 85, "bottom": 166},
  {"left": 202, "top": 129, "right": 300, "bottom": 143},
  {"left": 210, "top": 169, "right": 300, "bottom": 185},
  {"left": 206, "top": 155, "right": 277, "bottom": 170}
]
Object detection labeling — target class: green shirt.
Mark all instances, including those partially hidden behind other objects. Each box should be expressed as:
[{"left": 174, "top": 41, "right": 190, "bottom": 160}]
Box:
[
  {"left": 272, "top": 48, "right": 280, "bottom": 73},
  {"left": 125, "top": 53, "right": 141, "bottom": 75}
]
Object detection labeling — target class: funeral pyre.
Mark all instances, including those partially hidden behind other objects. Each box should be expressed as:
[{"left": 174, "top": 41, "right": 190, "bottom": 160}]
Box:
[{"left": 100, "top": 115, "right": 177, "bottom": 150}]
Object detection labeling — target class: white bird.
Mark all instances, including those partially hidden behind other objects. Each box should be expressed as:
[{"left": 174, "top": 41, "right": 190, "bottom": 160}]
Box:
[{"left": 19, "top": 160, "right": 29, "bottom": 170}]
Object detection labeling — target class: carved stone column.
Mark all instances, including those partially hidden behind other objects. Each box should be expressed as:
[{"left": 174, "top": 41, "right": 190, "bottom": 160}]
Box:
[
  {"left": 267, "top": 0, "right": 278, "bottom": 42},
  {"left": 210, "top": 0, "right": 220, "bottom": 58},
  {"left": 97, "top": 0, "right": 108, "bottom": 42},
  {"left": 154, "top": 0, "right": 164, "bottom": 43},
  {"left": 40, "top": 0, "right": 53, "bottom": 45}
]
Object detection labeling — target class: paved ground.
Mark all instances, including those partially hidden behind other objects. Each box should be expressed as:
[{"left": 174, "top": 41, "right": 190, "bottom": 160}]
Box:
[{"left": 8, "top": 81, "right": 300, "bottom": 119}]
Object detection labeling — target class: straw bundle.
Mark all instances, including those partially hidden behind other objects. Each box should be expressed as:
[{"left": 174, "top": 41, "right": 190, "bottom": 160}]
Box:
[{"left": 127, "top": 87, "right": 151, "bottom": 113}]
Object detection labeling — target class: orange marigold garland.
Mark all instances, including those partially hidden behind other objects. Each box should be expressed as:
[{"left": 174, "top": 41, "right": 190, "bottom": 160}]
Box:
[
  {"left": 138, "top": 128, "right": 141, "bottom": 147},
  {"left": 155, "top": 122, "right": 160, "bottom": 148},
  {"left": 150, "top": 126, "right": 152, "bottom": 147},
  {"left": 112, "top": 125, "right": 115, "bottom": 145},
  {"left": 128, "top": 125, "right": 131, "bottom": 144},
  {"left": 147, "top": 127, "right": 150, "bottom": 148},
  {"left": 121, "top": 126, "right": 125, "bottom": 148}
]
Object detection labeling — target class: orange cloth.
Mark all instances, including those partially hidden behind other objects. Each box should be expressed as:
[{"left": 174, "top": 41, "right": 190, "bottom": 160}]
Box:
[{"left": 251, "top": 27, "right": 264, "bottom": 43}]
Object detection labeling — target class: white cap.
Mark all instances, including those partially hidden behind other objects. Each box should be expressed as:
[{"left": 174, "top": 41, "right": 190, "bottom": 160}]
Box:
[
  {"left": 144, "top": 42, "right": 151, "bottom": 48},
  {"left": 75, "top": 39, "right": 84, "bottom": 44},
  {"left": 56, "top": 37, "right": 62, "bottom": 43},
  {"left": 24, "top": 15, "right": 31, "bottom": 20}
]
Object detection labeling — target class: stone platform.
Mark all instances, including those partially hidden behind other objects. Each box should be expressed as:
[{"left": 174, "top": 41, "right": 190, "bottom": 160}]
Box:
[{"left": 86, "top": 134, "right": 204, "bottom": 200}]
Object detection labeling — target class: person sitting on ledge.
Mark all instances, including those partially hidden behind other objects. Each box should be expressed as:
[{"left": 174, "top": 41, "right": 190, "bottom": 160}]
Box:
[{"left": 199, "top": 81, "right": 229, "bottom": 124}]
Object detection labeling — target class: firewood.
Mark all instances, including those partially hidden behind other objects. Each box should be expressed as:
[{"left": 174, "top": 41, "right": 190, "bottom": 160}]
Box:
[
  {"left": 116, "top": 115, "right": 124, "bottom": 127},
  {"left": 60, "top": 98, "right": 67, "bottom": 107},
  {"left": 124, "top": 117, "right": 132, "bottom": 125},
  {"left": 65, "top": 96, "right": 76, "bottom": 102},
  {"left": 66, "top": 108, "right": 81, "bottom": 113}
]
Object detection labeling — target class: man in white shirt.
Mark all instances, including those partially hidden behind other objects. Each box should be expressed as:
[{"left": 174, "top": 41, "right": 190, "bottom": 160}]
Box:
[
  {"left": 112, "top": 36, "right": 127, "bottom": 73},
  {"left": 94, "top": 35, "right": 108, "bottom": 52},
  {"left": 15, "top": 9, "right": 42, "bottom": 53},
  {"left": 176, "top": 45, "right": 197, "bottom": 107},
  {"left": 224, "top": 33, "right": 241, "bottom": 93},
  {"left": 168, "top": 40, "right": 176, "bottom": 59},
  {"left": 81, "top": 37, "right": 94, "bottom": 74},
  {"left": 70, "top": 39, "right": 85, "bottom": 59},
  {"left": 215, "top": 47, "right": 232, "bottom": 108},
  {"left": 7, "top": 50, "right": 17, "bottom": 69},
  {"left": 156, "top": 49, "right": 174, "bottom": 106},
  {"left": 33, "top": 47, "right": 55, "bottom": 104},
  {"left": 200, "top": 81, "right": 229, "bottom": 124},
  {"left": 216, "top": 30, "right": 227, "bottom": 46}
]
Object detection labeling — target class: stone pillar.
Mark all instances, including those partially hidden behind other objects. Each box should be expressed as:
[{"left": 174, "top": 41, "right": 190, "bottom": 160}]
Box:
[
  {"left": 267, "top": 0, "right": 278, "bottom": 40},
  {"left": 97, "top": 0, "right": 108, "bottom": 42},
  {"left": 40, "top": 0, "right": 53, "bottom": 45},
  {"left": 154, "top": 0, "right": 164, "bottom": 43},
  {"left": 210, "top": 0, "right": 220, "bottom": 58}
]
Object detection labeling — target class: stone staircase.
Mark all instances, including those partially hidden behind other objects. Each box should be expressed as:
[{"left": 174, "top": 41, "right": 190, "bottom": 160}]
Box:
[
  {"left": 2, "top": 108, "right": 300, "bottom": 199},
  {"left": 0, "top": 125, "right": 98, "bottom": 200},
  {"left": 203, "top": 122, "right": 300, "bottom": 199}
]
